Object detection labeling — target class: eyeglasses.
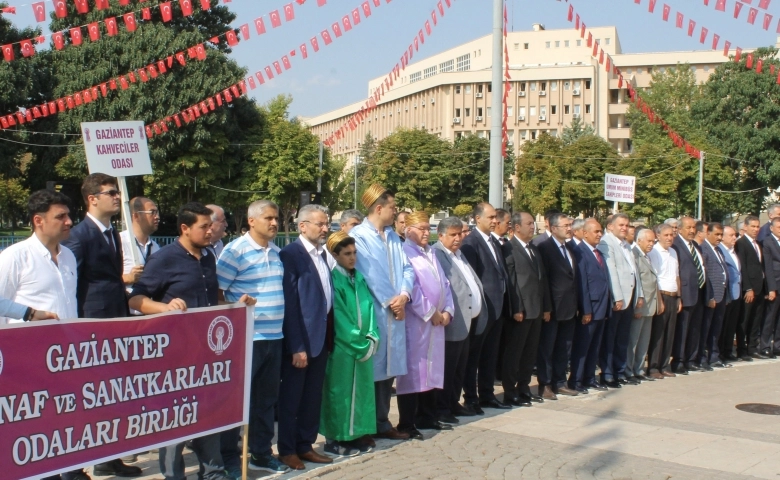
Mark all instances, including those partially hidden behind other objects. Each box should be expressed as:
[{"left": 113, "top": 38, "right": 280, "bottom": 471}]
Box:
[
  {"left": 408, "top": 225, "right": 430, "bottom": 233},
  {"left": 302, "top": 220, "right": 329, "bottom": 229},
  {"left": 138, "top": 210, "right": 160, "bottom": 217},
  {"left": 95, "top": 189, "right": 121, "bottom": 198}
]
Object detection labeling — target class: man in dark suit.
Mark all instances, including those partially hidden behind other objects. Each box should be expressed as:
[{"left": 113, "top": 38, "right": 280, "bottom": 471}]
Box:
[
  {"left": 278, "top": 204, "right": 335, "bottom": 470},
  {"left": 760, "top": 217, "right": 780, "bottom": 357},
  {"left": 503, "top": 212, "right": 551, "bottom": 406},
  {"left": 536, "top": 213, "right": 580, "bottom": 400},
  {"left": 671, "top": 216, "right": 706, "bottom": 374},
  {"left": 460, "top": 202, "right": 512, "bottom": 412},
  {"left": 569, "top": 219, "right": 610, "bottom": 393},
  {"left": 757, "top": 204, "right": 780, "bottom": 242},
  {"left": 61, "top": 173, "right": 140, "bottom": 479},
  {"left": 718, "top": 226, "right": 742, "bottom": 363},
  {"left": 698, "top": 223, "right": 729, "bottom": 370},
  {"left": 736, "top": 215, "right": 766, "bottom": 360},
  {"left": 531, "top": 209, "right": 561, "bottom": 247}
]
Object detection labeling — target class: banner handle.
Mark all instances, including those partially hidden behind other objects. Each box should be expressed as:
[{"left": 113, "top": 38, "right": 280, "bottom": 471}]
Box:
[{"left": 241, "top": 424, "right": 249, "bottom": 480}]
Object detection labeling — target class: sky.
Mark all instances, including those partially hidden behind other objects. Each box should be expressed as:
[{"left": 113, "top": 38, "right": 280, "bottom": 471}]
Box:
[{"left": 5, "top": 0, "right": 780, "bottom": 118}]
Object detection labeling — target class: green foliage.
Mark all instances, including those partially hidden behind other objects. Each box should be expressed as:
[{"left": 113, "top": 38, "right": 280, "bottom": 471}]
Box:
[
  {"left": 453, "top": 204, "right": 472, "bottom": 218},
  {"left": 0, "top": 175, "right": 30, "bottom": 227},
  {"left": 561, "top": 116, "right": 595, "bottom": 146}
]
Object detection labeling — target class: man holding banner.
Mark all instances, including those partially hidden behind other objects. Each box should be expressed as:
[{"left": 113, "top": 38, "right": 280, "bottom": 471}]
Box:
[{"left": 129, "top": 202, "right": 255, "bottom": 480}]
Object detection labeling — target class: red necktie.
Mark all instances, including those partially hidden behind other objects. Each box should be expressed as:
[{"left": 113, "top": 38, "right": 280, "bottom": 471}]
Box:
[{"left": 593, "top": 248, "right": 604, "bottom": 267}]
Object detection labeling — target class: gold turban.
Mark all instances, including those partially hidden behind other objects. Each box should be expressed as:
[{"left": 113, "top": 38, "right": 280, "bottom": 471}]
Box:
[
  {"left": 327, "top": 230, "right": 352, "bottom": 254},
  {"left": 361, "top": 183, "right": 388, "bottom": 209},
  {"left": 405, "top": 211, "right": 429, "bottom": 226}
]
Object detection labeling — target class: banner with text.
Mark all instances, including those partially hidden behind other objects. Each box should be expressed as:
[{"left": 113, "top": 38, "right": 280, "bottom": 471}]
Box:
[
  {"left": 604, "top": 173, "right": 636, "bottom": 203},
  {"left": 0, "top": 304, "right": 252, "bottom": 480},
  {"left": 81, "top": 120, "right": 152, "bottom": 177}
]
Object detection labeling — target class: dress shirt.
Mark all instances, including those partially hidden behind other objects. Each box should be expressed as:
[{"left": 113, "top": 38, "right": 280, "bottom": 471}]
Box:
[
  {"left": 120, "top": 231, "right": 160, "bottom": 282},
  {"left": 747, "top": 234, "right": 762, "bottom": 262},
  {"left": 620, "top": 240, "right": 638, "bottom": 277},
  {"left": 299, "top": 235, "right": 334, "bottom": 312},
  {"left": 491, "top": 232, "right": 508, "bottom": 246},
  {"left": 445, "top": 246, "right": 482, "bottom": 317},
  {"left": 648, "top": 243, "right": 679, "bottom": 292},
  {"left": 515, "top": 236, "right": 541, "bottom": 277},
  {"left": 0, "top": 233, "right": 78, "bottom": 324},
  {"left": 586, "top": 242, "right": 602, "bottom": 263},
  {"left": 725, "top": 245, "right": 741, "bottom": 271},
  {"left": 86, "top": 212, "right": 114, "bottom": 247},
  {"left": 572, "top": 237, "right": 582, "bottom": 245},
  {"left": 553, "top": 236, "right": 573, "bottom": 269},
  {"left": 210, "top": 238, "right": 225, "bottom": 259},
  {"left": 680, "top": 235, "right": 707, "bottom": 282},
  {"left": 706, "top": 240, "right": 727, "bottom": 272},
  {"left": 0, "top": 298, "right": 28, "bottom": 321},
  {"left": 477, "top": 228, "right": 498, "bottom": 263}
]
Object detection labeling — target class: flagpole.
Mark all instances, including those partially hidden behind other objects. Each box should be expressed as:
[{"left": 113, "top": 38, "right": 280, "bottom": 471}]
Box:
[{"left": 489, "top": 0, "right": 504, "bottom": 208}]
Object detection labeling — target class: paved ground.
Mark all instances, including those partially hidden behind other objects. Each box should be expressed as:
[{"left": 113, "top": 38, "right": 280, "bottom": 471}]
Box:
[{"left": 94, "top": 357, "right": 780, "bottom": 479}]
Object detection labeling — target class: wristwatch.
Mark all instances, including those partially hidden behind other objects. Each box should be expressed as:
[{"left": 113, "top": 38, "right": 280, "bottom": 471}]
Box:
[{"left": 23, "top": 307, "right": 35, "bottom": 321}]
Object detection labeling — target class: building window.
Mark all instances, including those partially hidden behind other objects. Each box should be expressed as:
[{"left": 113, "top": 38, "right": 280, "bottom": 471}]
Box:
[
  {"left": 465, "top": 108, "right": 471, "bottom": 117},
  {"left": 507, "top": 106, "right": 513, "bottom": 117},
  {"left": 555, "top": 41, "right": 560, "bottom": 47},
  {"left": 477, "top": 107, "right": 483, "bottom": 117},
  {"left": 704, "top": 66, "right": 710, "bottom": 72},
  {"left": 478, "top": 84, "right": 483, "bottom": 93},
  {"left": 465, "top": 85, "right": 472, "bottom": 94},
  {"left": 551, "top": 81, "right": 558, "bottom": 90},
  {"left": 455, "top": 85, "right": 461, "bottom": 94},
  {"left": 520, "top": 82, "right": 526, "bottom": 92},
  {"left": 521, "top": 130, "right": 527, "bottom": 140},
  {"left": 519, "top": 106, "right": 526, "bottom": 118},
  {"left": 455, "top": 108, "right": 461, "bottom": 117},
  {"left": 514, "top": 43, "right": 520, "bottom": 50},
  {"left": 530, "top": 82, "right": 537, "bottom": 91},
  {"left": 439, "top": 59, "right": 454, "bottom": 73},
  {"left": 530, "top": 106, "right": 536, "bottom": 117},
  {"left": 456, "top": 53, "right": 471, "bottom": 71},
  {"left": 564, "top": 81, "right": 570, "bottom": 91},
  {"left": 423, "top": 65, "right": 437, "bottom": 79},
  {"left": 564, "top": 40, "right": 570, "bottom": 47},
  {"left": 540, "top": 105, "right": 547, "bottom": 116},
  {"left": 410, "top": 72, "right": 421, "bottom": 83},
  {"left": 625, "top": 68, "right": 632, "bottom": 74},
  {"left": 574, "top": 105, "right": 581, "bottom": 116},
  {"left": 564, "top": 105, "right": 570, "bottom": 114},
  {"left": 545, "top": 41, "right": 551, "bottom": 48},
  {"left": 487, "top": 83, "right": 492, "bottom": 92},
  {"left": 574, "top": 81, "right": 581, "bottom": 90},
  {"left": 540, "top": 82, "right": 547, "bottom": 91},
  {"left": 550, "top": 130, "right": 558, "bottom": 137},
  {"left": 585, "top": 80, "right": 591, "bottom": 89},
  {"left": 576, "top": 39, "right": 582, "bottom": 46},
  {"left": 636, "top": 67, "right": 643, "bottom": 74},
  {"left": 585, "top": 104, "right": 591, "bottom": 114},
  {"left": 605, "top": 37, "right": 611, "bottom": 45},
  {"left": 486, "top": 107, "right": 491, "bottom": 117},
  {"left": 551, "top": 105, "right": 557, "bottom": 114},
  {"left": 524, "top": 43, "right": 529, "bottom": 49},
  {"left": 531, "top": 131, "right": 537, "bottom": 140}
]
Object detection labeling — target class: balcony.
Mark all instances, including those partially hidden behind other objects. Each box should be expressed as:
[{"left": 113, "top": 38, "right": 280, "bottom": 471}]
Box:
[
  {"left": 608, "top": 127, "right": 631, "bottom": 139},
  {"left": 608, "top": 103, "right": 629, "bottom": 115}
]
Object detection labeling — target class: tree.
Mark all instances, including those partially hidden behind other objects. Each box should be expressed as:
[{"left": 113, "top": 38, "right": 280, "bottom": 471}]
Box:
[
  {"left": 561, "top": 116, "right": 595, "bottom": 146},
  {"left": 452, "top": 204, "right": 472, "bottom": 218},
  {"left": 513, "top": 133, "right": 564, "bottom": 215},
  {"left": 558, "top": 134, "right": 620, "bottom": 218},
  {"left": 0, "top": 175, "right": 30, "bottom": 233},
  {"left": 446, "top": 135, "right": 489, "bottom": 208}
]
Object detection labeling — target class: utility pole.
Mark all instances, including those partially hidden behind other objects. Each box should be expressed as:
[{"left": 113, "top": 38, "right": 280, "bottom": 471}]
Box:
[
  {"left": 488, "top": 0, "right": 504, "bottom": 208},
  {"left": 317, "top": 141, "right": 323, "bottom": 193},
  {"left": 698, "top": 151, "right": 705, "bottom": 220}
]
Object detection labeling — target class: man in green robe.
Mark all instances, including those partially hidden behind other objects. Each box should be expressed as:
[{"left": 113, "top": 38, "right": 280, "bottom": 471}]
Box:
[{"left": 321, "top": 231, "right": 380, "bottom": 456}]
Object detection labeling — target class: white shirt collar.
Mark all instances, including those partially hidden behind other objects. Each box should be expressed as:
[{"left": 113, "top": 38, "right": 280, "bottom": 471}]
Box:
[
  {"left": 476, "top": 228, "right": 492, "bottom": 244},
  {"left": 514, "top": 235, "right": 530, "bottom": 249},
  {"left": 299, "top": 235, "right": 324, "bottom": 256},
  {"left": 86, "top": 212, "right": 112, "bottom": 232},
  {"left": 245, "top": 232, "right": 279, "bottom": 252},
  {"left": 29, "top": 232, "right": 59, "bottom": 259}
]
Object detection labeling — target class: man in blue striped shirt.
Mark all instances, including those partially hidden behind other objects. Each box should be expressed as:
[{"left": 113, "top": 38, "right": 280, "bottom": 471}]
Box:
[{"left": 217, "top": 200, "right": 289, "bottom": 476}]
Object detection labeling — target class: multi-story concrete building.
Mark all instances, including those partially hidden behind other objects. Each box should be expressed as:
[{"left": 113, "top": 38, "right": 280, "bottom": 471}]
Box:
[{"left": 303, "top": 24, "right": 752, "bottom": 161}]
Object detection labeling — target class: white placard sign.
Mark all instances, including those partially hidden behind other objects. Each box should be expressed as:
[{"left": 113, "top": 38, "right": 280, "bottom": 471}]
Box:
[
  {"left": 604, "top": 173, "right": 636, "bottom": 203},
  {"left": 81, "top": 121, "right": 152, "bottom": 176}
]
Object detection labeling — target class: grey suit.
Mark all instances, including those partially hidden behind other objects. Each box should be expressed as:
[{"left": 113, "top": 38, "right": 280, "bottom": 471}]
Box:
[
  {"left": 699, "top": 240, "right": 728, "bottom": 366},
  {"left": 626, "top": 246, "right": 659, "bottom": 378},
  {"left": 433, "top": 242, "right": 488, "bottom": 414}
]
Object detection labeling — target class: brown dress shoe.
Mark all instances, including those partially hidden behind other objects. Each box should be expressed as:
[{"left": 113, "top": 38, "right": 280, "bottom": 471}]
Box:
[
  {"left": 373, "top": 427, "right": 410, "bottom": 440},
  {"left": 661, "top": 371, "right": 676, "bottom": 378},
  {"left": 541, "top": 385, "right": 558, "bottom": 400},
  {"left": 649, "top": 372, "right": 665, "bottom": 380},
  {"left": 299, "top": 450, "right": 334, "bottom": 464},
  {"left": 279, "top": 454, "right": 305, "bottom": 470},
  {"left": 359, "top": 434, "right": 376, "bottom": 448},
  {"left": 556, "top": 386, "right": 579, "bottom": 396}
]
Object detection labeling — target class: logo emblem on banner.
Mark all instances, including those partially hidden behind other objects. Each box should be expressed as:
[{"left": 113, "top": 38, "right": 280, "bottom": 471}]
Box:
[
  {"left": 207, "top": 316, "right": 233, "bottom": 355},
  {"left": 0, "top": 348, "right": 4, "bottom": 376}
]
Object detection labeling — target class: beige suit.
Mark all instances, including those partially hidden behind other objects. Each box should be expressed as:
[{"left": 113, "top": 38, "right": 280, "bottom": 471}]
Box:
[{"left": 626, "top": 245, "right": 661, "bottom": 377}]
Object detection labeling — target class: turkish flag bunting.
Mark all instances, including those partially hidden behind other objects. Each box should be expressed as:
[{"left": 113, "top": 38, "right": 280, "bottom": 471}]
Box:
[
  {"left": 240, "top": 24, "right": 250, "bottom": 40},
  {"left": 157, "top": 60, "right": 167, "bottom": 73},
  {"left": 146, "top": 126, "right": 154, "bottom": 138},
  {"left": 760, "top": 0, "right": 771, "bottom": 8},
  {"left": 662, "top": 4, "right": 670, "bottom": 21},
  {"left": 201, "top": 0, "right": 210, "bottom": 10},
  {"left": 64, "top": 96, "right": 73, "bottom": 109},
  {"left": 282, "top": 55, "right": 291, "bottom": 69},
  {"left": 160, "top": 122, "right": 169, "bottom": 133},
  {"left": 33, "top": 107, "right": 42, "bottom": 118},
  {"left": 142, "top": 8, "right": 151, "bottom": 20},
  {"left": 255, "top": 71, "right": 265, "bottom": 84},
  {"left": 74, "top": 93, "right": 82, "bottom": 106},
  {"left": 255, "top": 17, "right": 266, "bottom": 34},
  {"left": 161, "top": 2, "right": 173, "bottom": 22},
  {"left": 687, "top": 19, "right": 695, "bottom": 35},
  {"left": 438, "top": 0, "right": 445, "bottom": 15},
  {"left": 106, "top": 17, "right": 118, "bottom": 35},
  {"left": 318, "top": 0, "right": 326, "bottom": 5},
  {"left": 284, "top": 3, "right": 294, "bottom": 21},
  {"left": 238, "top": 81, "right": 247, "bottom": 94},
  {"left": 425, "top": 20, "right": 432, "bottom": 35},
  {"left": 567, "top": 4, "right": 573, "bottom": 21},
  {"left": 187, "top": 46, "right": 197, "bottom": 59},
  {"left": 332, "top": 22, "right": 342, "bottom": 37},
  {"left": 174, "top": 114, "right": 181, "bottom": 127},
  {"left": 724, "top": 40, "right": 732, "bottom": 56},
  {"left": 180, "top": 0, "right": 193, "bottom": 16},
  {"left": 176, "top": 52, "right": 186, "bottom": 65},
  {"left": 715, "top": 0, "right": 726, "bottom": 11},
  {"left": 432, "top": 10, "right": 437, "bottom": 25},
  {"left": 125, "top": 13, "right": 137, "bottom": 32},
  {"left": 322, "top": 30, "right": 332, "bottom": 44},
  {"left": 16, "top": 112, "right": 25, "bottom": 124},
  {"left": 74, "top": 0, "right": 88, "bottom": 14},
  {"left": 199, "top": 102, "right": 208, "bottom": 114},
  {"left": 207, "top": 98, "right": 215, "bottom": 110},
  {"left": 352, "top": 8, "right": 361, "bottom": 24},
  {"left": 96, "top": 0, "right": 108, "bottom": 10},
  {"left": 734, "top": 2, "right": 743, "bottom": 18},
  {"left": 1, "top": 44, "right": 12, "bottom": 62},
  {"left": 575, "top": 13, "right": 580, "bottom": 29},
  {"left": 54, "top": 0, "right": 67, "bottom": 18},
  {"left": 48, "top": 100, "right": 56, "bottom": 112},
  {"left": 20, "top": 40, "right": 34, "bottom": 57},
  {"left": 119, "top": 0, "right": 129, "bottom": 5},
  {"left": 418, "top": 30, "right": 424, "bottom": 44},
  {"left": 581, "top": 22, "right": 585, "bottom": 37},
  {"left": 70, "top": 27, "right": 83, "bottom": 46},
  {"left": 88, "top": 22, "right": 100, "bottom": 41},
  {"left": 226, "top": 30, "right": 238, "bottom": 46},
  {"left": 748, "top": 7, "right": 758, "bottom": 24},
  {"left": 0, "top": 117, "right": 8, "bottom": 129},
  {"left": 599, "top": 49, "right": 604, "bottom": 64},
  {"left": 649, "top": 0, "right": 657, "bottom": 13},
  {"left": 606, "top": 56, "right": 611, "bottom": 72},
  {"left": 363, "top": 1, "right": 371, "bottom": 17},
  {"left": 699, "top": 26, "right": 708, "bottom": 43},
  {"left": 712, "top": 33, "right": 720, "bottom": 49},
  {"left": 300, "top": 43, "right": 308, "bottom": 58},
  {"left": 618, "top": 75, "right": 623, "bottom": 88},
  {"left": 52, "top": 32, "right": 64, "bottom": 50},
  {"left": 270, "top": 10, "right": 281, "bottom": 27},
  {"left": 746, "top": 52, "right": 754, "bottom": 68},
  {"left": 264, "top": 66, "right": 274, "bottom": 79},
  {"left": 587, "top": 32, "right": 592, "bottom": 47},
  {"left": 100, "top": 83, "right": 107, "bottom": 97},
  {"left": 342, "top": 16, "right": 352, "bottom": 31},
  {"left": 757, "top": 59, "right": 764, "bottom": 73},
  {"left": 32, "top": 2, "right": 45, "bottom": 22},
  {"left": 311, "top": 36, "right": 320, "bottom": 51},
  {"left": 196, "top": 44, "right": 206, "bottom": 60},
  {"left": 128, "top": 72, "right": 137, "bottom": 83},
  {"left": 248, "top": 76, "right": 256, "bottom": 89},
  {"left": 273, "top": 61, "right": 282, "bottom": 74},
  {"left": 139, "top": 69, "right": 149, "bottom": 82},
  {"left": 743, "top": 0, "right": 753, "bottom": 4},
  {"left": 231, "top": 85, "right": 240, "bottom": 97},
  {"left": 764, "top": 13, "right": 773, "bottom": 29}
]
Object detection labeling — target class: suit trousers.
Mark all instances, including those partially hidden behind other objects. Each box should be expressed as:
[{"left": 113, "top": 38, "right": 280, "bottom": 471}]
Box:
[
  {"left": 648, "top": 295, "right": 678, "bottom": 374},
  {"left": 599, "top": 295, "right": 634, "bottom": 382},
  {"left": 464, "top": 316, "right": 504, "bottom": 403},
  {"left": 700, "top": 300, "right": 727, "bottom": 365},
  {"left": 159, "top": 433, "right": 225, "bottom": 480},
  {"left": 374, "top": 377, "right": 395, "bottom": 434},
  {"left": 397, "top": 389, "right": 437, "bottom": 430},
  {"left": 568, "top": 317, "right": 605, "bottom": 389},
  {"left": 738, "top": 295, "right": 765, "bottom": 356},
  {"left": 277, "top": 350, "right": 328, "bottom": 456},
  {"left": 626, "top": 315, "right": 653, "bottom": 377},
  {"left": 438, "top": 335, "right": 470, "bottom": 415},
  {"left": 719, "top": 298, "right": 742, "bottom": 359},
  {"left": 760, "top": 297, "right": 780, "bottom": 353},
  {"left": 537, "top": 318, "right": 576, "bottom": 390},
  {"left": 501, "top": 316, "right": 542, "bottom": 398}
]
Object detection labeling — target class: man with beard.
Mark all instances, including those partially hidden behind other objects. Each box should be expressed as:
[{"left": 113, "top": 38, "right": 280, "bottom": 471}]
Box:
[{"left": 121, "top": 196, "right": 160, "bottom": 317}]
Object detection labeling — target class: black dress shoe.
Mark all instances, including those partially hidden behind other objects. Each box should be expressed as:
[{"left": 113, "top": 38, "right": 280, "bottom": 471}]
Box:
[
  {"left": 701, "top": 363, "right": 714, "bottom": 371},
  {"left": 452, "top": 403, "right": 477, "bottom": 417},
  {"left": 725, "top": 353, "right": 739, "bottom": 361},
  {"left": 637, "top": 374, "right": 654, "bottom": 381},
  {"left": 587, "top": 382, "right": 609, "bottom": 391},
  {"left": 740, "top": 355, "right": 754, "bottom": 362},
  {"left": 625, "top": 377, "right": 640, "bottom": 385},
  {"left": 417, "top": 420, "right": 452, "bottom": 431},
  {"left": 519, "top": 392, "right": 544, "bottom": 404},
  {"left": 686, "top": 364, "right": 703, "bottom": 372},
  {"left": 574, "top": 386, "right": 589, "bottom": 394},
  {"left": 604, "top": 380, "right": 622, "bottom": 388},
  {"left": 617, "top": 378, "right": 629, "bottom": 385},
  {"left": 751, "top": 352, "right": 768, "bottom": 360},
  {"left": 398, "top": 427, "right": 424, "bottom": 440},
  {"left": 769, "top": 352, "right": 778, "bottom": 359},
  {"left": 93, "top": 459, "right": 142, "bottom": 477},
  {"left": 672, "top": 367, "right": 689, "bottom": 375},
  {"left": 479, "top": 398, "right": 512, "bottom": 410},
  {"left": 464, "top": 402, "right": 484, "bottom": 415},
  {"left": 505, "top": 396, "right": 532, "bottom": 407},
  {"left": 438, "top": 413, "right": 460, "bottom": 424}
]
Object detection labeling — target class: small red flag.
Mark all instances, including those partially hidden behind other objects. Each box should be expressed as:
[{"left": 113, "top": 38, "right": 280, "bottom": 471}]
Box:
[
  {"left": 662, "top": 4, "right": 670, "bottom": 21},
  {"left": 760, "top": 0, "right": 771, "bottom": 9},
  {"left": 322, "top": 30, "right": 332, "bottom": 45},
  {"left": 284, "top": 3, "right": 295, "bottom": 21},
  {"left": 142, "top": 7, "right": 151, "bottom": 20},
  {"left": 230, "top": 85, "right": 240, "bottom": 97},
  {"left": 748, "top": 7, "right": 758, "bottom": 24},
  {"left": 255, "top": 17, "right": 266, "bottom": 34},
  {"left": 715, "top": 0, "right": 726, "bottom": 11},
  {"left": 176, "top": 52, "right": 186, "bottom": 65},
  {"left": 300, "top": 43, "right": 308, "bottom": 58},
  {"left": 180, "top": 0, "right": 193, "bottom": 16},
  {"left": 649, "top": 0, "right": 657, "bottom": 13},
  {"left": 201, "top": 0, "right": 210, "bottom": 10},
  {"left": 95, "top": 0, "right": 108, "bottom": 10},
  {"left": 100, "top": 83, "right": 107, "bottom": 96},
  {"left": 160, "top": 2, "right": 173, "bottom": 22},
  {"left": 270, "top": 10, "right": 281, "bottom": 27},
  {"left": 734, "top": 2, "right": 743, "bottom": 18},
  {"left": 1, "top": 44, "right": 13, "bottom": 61},
  {"left": 248, "top": 76, "right": 256, "bottom": 89},
  {"left": 52, "top": 32, "right": 64, "bottom": 50},
  {"left": 119, "top": 0, "right": 130, "bottom": 5},
  {"left": 273, "top": 61, "right": 282, "bottom": 74},
  {"left": 425, "top": 20, "right": 432, "bottom": 35},
  {"left": 699, "top": 26, "right": 708, "bottom": 43},
  {"left": 20, "top": 40, "right": 34, "bottom": 57},
  {"left": 311, "top": 36, "right": 320, "bottom": 51},
  {"left": 282, "top": 55, "right": 291, "bottom": 69},
  {"left": 196, "top": 44, "right": 206, "bottom": 60},
  {"left": 712, "top": 33, "right": 720, "bottom": 49},
  {"left": 124, "top": 13, "right": 137, "bottom": 32},
  {"left": 757, "top": 59, "right": 764, "bottom": 73},
  {"left": 363, "top": 1, "right": 372, "bottom": 17},
  {"left": 226, "top": 30, "right": 238, "bottom": 46},
  {"left": 687, "top": 19, "right": 695, "bottom": 36},
  {"left": 174, "top": 114, "right": 181, "bottom": 127},
  {"left": 128, "top": 72, "right": 136, "bottom": 83},
  {"left": 567, "top": 4, "right": 573, "bottom": 22},
  {"left": 0, "top": 117, "right": 8, "bottom": 129},
  {"left": 54, "top": 0, "right": 67, "bottom": 18},
  {"left": 240, "top": 24, "right": 250, "bottom": 40},
  {"left": 342, "top": 16, "right": 352, "bottom": 32},
  {"left": 318, "top": 0, "right": 327, "bottom": 5},
  {"left": 74, "top": 93, "right": 82, "bottom": 106},
  {"left": 106, "top": 17, "right": 118, "bottom": 36},
  {"left": 332, "top": 22, "right": 342, "bottom": 37},
  {"left": 352, "top": 8, "right": 361, "bottom": 25},
  {"left": 587, "top": 32, "right": 592, "bottom": 47},
  {"left": 264, "top": 66, "right": 274, "bottom": 79},
  {"left": 432, "top": 10, "right": 437, "bottom": 25},
  {"left": 725, "top": 41, "right": 733, "bottom": 57},
  {"left": 746, "top": 52, "right": 753, "bottom": 68},
  {"left": 74, "top": 0, "right": 88, "bottom": 14},
  {"left": 88, "top": 22, "right": 100, "bottom": 41},
  {"left": 138, "top": 69, "right": 149, "bottom": 82},
  {"left": 764, "top": 13, "right": 773, "bottom": 29},
  {"left": 70, "top": 27, "right": 83, "bottom": 46},
  {"left": 255, "top": 72, "right": 265, "bottom": 85},
  {"left": 32, "top": 2, "right": 46, "bottom": 22},
  {"left": 238, "top": 81, "right": 247, "bottom": 94},
  {"left": 438, "top": 0, "right": 445, "bottom": 14},
  {"left": 157, "top": 60, "right": 167, "bottom": 73}
]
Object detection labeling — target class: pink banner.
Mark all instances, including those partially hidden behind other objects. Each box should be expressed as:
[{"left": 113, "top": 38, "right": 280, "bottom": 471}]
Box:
[{"left": 0, "top": 304, "right": 252, "bottom": 479}]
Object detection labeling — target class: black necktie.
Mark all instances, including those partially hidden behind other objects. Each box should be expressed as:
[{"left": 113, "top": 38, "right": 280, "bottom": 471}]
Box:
[
  {"left": 104, "top": 229, "right": 116, "bottom": 253},
  {"left": 560, "top": 243, "right": 571, "bottom": 268}
]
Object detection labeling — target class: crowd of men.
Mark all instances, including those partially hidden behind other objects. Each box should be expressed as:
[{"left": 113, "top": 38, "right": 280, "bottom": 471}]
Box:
[{"left": 2, "top": 173, "right": 779, "bottom": 480}]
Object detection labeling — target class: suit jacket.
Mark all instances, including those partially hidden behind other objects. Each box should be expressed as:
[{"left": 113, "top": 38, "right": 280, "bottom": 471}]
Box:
[
  {"left": 758, "top": 222, "right": 771, "bottom": 243},
  {"left": 62, "top": 217, "right": 128, "bottom": 318},
  {"left": 735, "top": 235, "right": 765, "bottom": 296},
  {"left": 762, "top": 234, "right": 780, "bottom": 294},
  {"left": 672, "top": 235, "right": 703, "bottom": 307},
  {"left": 505, "top": 236, "right": 551, "bottom": 320},
  {"left": 530, "top": 230, "right": 551, "bottom": 247},
  {"left": 700, "top": 240, "right": 728, "bottom": 304},
  {"left": 433, "top": 243, "right": 488, "bottom": 341},
  {"left": 598, "top": 232, "right": 642, "bottom": 309},
  {"left": 632, "top": 246, "right": 659, "bottom": 316},
  {"left": 537, "top": 236, "right": 578, "bottom": 321},
  {"left": 461, "top": 229, "right": 507, "bottom": 324},
  {"left": 717, "top": 244, "right": 741, "bottom": 303},
  {"left": 574, "top": 241, "right": 610, "bottom": 320},
  {"left": 280, "top": 238, "right": 333, "bottom": 358}
]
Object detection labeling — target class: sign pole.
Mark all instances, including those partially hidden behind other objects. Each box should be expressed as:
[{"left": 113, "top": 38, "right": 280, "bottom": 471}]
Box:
[
  {"left": 613, "top": 201, "right": 619, "bottom": 215},
  {"left": 241, "top": 425, "right": 249, "bottom": 480},
  {"left": 118, "top": 176, "right": 140, "bottom": 266}
]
